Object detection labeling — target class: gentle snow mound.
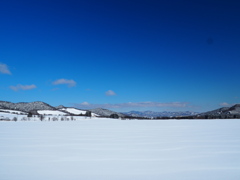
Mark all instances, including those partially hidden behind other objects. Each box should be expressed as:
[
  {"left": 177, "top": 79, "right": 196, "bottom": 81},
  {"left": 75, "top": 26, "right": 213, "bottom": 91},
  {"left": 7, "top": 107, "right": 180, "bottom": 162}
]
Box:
[
  {"left": 61, "top": 108, "right": 99, "bottom": 116},
  {"left": 1, "top": 119, "right": 240, "bottom": 180},
  {"left": 0, "top": 109, "right": 27, "bottom": 114},
  {"left": 37, "top": 110, "right": 67, "bottom": 115},
  {"left": 61, "top": 108, "right": 87, "bottom": 115}
]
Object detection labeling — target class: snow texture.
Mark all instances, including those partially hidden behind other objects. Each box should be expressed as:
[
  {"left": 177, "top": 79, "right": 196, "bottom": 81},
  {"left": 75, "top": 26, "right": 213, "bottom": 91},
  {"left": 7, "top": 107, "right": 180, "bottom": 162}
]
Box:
[
  {"left": 37, "top": 110, "right": 68, "bottom": 115},
  {"left": 0, "top": 109, "right": 27, "bottom": 114},
  {"left": 0, "top": 112, "right": 27, "bottom": 120},
  {"left": 61, "top": 108, "right": 99, "bottom": 116},
  {"left": 1, "top": 119, "right": 240, "bottom": 180},
  {"left": 60, "top": 107, "right": 87, "bottom": 115}
]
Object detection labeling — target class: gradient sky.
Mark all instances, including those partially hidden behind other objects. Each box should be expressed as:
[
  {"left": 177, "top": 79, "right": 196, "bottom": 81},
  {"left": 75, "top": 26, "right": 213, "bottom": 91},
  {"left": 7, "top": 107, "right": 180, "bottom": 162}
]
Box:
[{"left": 1, "top": 0, "right": 240, "bottom": 112}]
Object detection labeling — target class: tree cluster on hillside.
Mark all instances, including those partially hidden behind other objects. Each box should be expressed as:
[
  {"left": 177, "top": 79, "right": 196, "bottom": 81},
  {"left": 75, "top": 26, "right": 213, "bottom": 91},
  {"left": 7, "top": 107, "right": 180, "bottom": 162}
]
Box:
[{"left": 152, "top": 115, "right": 240, "bottom": 120}]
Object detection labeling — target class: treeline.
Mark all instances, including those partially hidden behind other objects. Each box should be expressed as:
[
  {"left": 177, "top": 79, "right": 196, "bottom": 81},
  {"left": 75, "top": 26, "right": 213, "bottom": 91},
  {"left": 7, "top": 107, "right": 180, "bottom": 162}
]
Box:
[
  {"left": 153, "top": 115, "right": 240, "bottom": 120},
  {"left": 27, "top": 110, "right": 93, "bottom": 117}
]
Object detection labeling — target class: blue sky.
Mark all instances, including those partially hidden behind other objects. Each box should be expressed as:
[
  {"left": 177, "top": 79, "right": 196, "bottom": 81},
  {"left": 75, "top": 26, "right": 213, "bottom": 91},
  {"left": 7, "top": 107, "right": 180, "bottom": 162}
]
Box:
[{"left": 1, "top": 0, "right": 240, "bottom": 112}]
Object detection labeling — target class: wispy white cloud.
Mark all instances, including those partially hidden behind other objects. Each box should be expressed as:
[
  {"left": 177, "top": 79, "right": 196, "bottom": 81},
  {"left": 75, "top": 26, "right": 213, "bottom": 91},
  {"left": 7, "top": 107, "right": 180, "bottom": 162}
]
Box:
[
  {"left": 52, "top": 79, "right": 76, "bottom": 87},
  {"left": 219, "top": 102, "right": 232, "bottom": 107},
  {"left": 105, "top": 90, "right": 116, "bottom": 96},
  {"left": 74, "top": 101, "right": 188, "bottom": 109},
  {"left": 81, "top": 102, "right": 91, "bottom": 106},
  {"left": 10, "top": 84, "right": 37, "bottom": 91},
  {"left": 0, "top": 63, "right": 11, "bottom": 75}
]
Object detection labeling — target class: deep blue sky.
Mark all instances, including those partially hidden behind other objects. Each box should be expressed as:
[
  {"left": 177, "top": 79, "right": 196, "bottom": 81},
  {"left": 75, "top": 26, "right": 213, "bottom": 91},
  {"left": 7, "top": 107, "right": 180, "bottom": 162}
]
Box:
[{"left": 1, "top": 0, "right": 240, "bottom": 112}]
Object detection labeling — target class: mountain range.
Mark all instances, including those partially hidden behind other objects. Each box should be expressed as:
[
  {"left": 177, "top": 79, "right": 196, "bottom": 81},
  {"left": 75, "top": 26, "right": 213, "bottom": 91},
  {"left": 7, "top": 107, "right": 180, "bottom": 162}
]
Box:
[
  {"left": 0, "top": 100, "right": 240, "bottom": 119},
  {"left": 0, "top": 101, "right": 197, "bottom": 118},
  {"left": 122, "top": 110, "right": 199, "bottom": 118},
  {"left": 0, "top": 101, "right": 126, "bottom": 117}
]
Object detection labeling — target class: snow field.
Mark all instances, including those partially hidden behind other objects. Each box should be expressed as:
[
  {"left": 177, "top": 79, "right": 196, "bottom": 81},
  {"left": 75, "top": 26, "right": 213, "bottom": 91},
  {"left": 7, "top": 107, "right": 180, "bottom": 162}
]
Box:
[
  {"left": 0, "top": 112, "right": 91, "bottom": 121},
  {"left": 61, "top": 108, "right": 99, "bottom": 116},
  {"left": 0, "top": 109, "right": 27, "bottom": 114},
  {"left": 0, "top": 119, "right": 240, "bottom": 180},
  {"left": 60, "top": 108, "right": 87, "bottom": 114},
  {"left": 0, "top": 108, "right": 99, "bottom": 121},
  {"left": 37, "top": 110, "right": 68, "bottom": 115},
  {"left": 0, "top": 112, "right": 27, "bottom": 120}
]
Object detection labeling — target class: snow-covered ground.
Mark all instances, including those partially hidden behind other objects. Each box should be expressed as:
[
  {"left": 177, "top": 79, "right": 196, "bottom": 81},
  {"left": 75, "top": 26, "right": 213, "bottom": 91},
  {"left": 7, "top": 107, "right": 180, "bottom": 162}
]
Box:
[
  {"left": 0, "top": 112, "right": 27, "bottom": 120},
  {"left": 0, "top": 119, "right": 240, "bottom": 180},
  {"left": 0, "top": 109, "right": 27, "bottom": 114},
  {"left": 37, "top": 110, "right": 68, "bottom": 115},
  {"left": 60, "top": 107, "right": 87, "bottom": 114},
  {"left": 61, "top": 107, "right": 99, "bottom": 116},
  {"left": 0, "top": 111, "right": 94, "bottom": 121}
]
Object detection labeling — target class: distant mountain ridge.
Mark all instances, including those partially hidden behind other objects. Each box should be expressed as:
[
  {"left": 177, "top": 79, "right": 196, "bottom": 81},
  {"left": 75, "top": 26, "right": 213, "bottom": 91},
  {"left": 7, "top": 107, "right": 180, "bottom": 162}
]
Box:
[
  {"left": 198, "top": 104, "right": 240, "bottom": 118},
  {"left": 55, "top": 105, "right": 65, "bottom": 109},
  {"left": 123, "top": 110, "right": 199, "bottom": 118}
]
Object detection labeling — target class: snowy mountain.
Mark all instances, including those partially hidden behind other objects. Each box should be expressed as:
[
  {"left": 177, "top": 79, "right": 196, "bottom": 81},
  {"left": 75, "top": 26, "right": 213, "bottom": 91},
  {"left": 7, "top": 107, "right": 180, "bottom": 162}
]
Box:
[
  {"left": 0, "top": 101, "right": 120, "bottom": 117},
  {"left": 55, "top": 105, "right": 65, "bottom": 109},
  {"left": 123, "top": 110, "right": 199, "bottom": 118},
  {"left": 198, "top": 104, "right": 240, "bottom": 118},
  {"left": 0, "top": 101, "right": 56, "bottom": 112},
  {"left": 90, "top": 108, "right": 125, "bottom": 117}
]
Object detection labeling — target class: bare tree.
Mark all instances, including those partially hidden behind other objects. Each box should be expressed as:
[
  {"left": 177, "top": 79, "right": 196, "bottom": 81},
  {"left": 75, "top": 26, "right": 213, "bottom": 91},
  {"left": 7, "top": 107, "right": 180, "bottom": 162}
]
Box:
[
  {"left": 52, "top": 117, "right": 58, "bottom": 121},
  {"left": 40, "top": 115, "right": 44, "bottom": 121}
]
